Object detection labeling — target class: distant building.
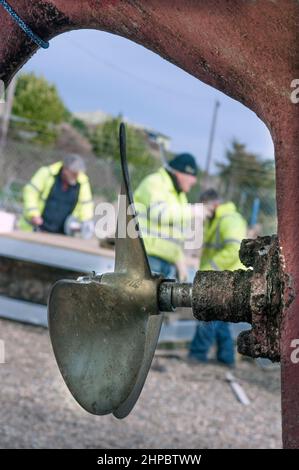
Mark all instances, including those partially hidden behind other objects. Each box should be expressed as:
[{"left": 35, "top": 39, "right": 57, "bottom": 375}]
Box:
[
  {"left": 73, "top": 110, "right": 111, "bottom": 127},
  {"left": 73, "top": 110, "right": 171, "bottom": 151}
]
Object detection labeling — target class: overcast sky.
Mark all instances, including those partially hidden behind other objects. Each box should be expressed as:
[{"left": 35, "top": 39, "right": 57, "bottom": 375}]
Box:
[{"left": 22, "top": 29, "right": 274, "bottom": 173}]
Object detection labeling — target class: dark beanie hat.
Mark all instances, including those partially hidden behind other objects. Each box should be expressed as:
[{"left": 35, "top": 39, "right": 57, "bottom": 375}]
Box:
[
  {"left": 168, "top": 153, "right": 198, "bottom": 176},
  {"left": 199, "top": 188, "right": 219, "bottom": 202}
]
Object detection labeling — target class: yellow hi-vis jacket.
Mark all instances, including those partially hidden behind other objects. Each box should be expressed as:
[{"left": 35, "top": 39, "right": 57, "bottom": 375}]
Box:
[
  {"left": 134, "top": 167, "right": 192, "bottom": 264},
  {"left": 200, "top": 202, "right": 247, "bottom": 271},
  {"left": 19, "top": 161, "right": 94, "bottom": 231}
]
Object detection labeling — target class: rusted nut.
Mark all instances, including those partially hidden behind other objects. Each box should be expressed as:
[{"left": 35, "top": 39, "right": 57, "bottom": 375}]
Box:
[
  {"left": 237, "top": 235, "right": 286, "bottom": 362},
  {"left": 239, "top": 235, "right": 275, "bottom": 271},
  {"left": 192, "top": 269, "right": 253, "bottom": 323},
  {"left": 237, "top": 327, "right": 281, "bottom": 362},
  {"left": 237, "top": 330, "right": 255, "bottom": 358}
]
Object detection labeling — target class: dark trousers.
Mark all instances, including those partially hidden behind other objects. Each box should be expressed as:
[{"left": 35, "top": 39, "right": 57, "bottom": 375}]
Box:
[
  {"left": 189, "top": 321, "right": 235, "bottom": 365},
  {"left": 148, "top": 255, "right": 177, "bottom": 279}
]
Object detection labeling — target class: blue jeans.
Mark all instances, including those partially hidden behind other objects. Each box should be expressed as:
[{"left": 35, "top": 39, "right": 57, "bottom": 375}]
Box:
[
  {"left": 148, "top": 256, "right": 177, "bottom": 279},
  {"left": 189, "top": 321, "right": 235, "bottom": 365}
]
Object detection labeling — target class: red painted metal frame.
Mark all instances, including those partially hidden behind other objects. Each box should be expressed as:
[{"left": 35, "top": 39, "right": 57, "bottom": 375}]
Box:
[{"left": 0, "top": 0, "right": 298, "bottom": 448}]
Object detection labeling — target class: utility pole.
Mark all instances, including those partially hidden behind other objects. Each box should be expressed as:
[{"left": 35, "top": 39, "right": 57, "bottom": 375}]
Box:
[
  {"left": 0, "top": 76, "right": 17, "bottom": 153},
  {"left": 204, "top": 99, "right": 220, "bottom": 187},
  {"left": 0, "top": 76, "right": 16, "bottom": 185}
]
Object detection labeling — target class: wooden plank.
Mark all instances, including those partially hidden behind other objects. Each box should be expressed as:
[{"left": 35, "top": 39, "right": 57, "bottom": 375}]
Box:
[
  {"left": 0, "top": 295, "right": 47, "bottom": 327},
  {"left": 0, "top": 231, "right": 114, "bottom": 258},
  {"left": 0, "top": 235, "right": 115, "bottom": 273}
]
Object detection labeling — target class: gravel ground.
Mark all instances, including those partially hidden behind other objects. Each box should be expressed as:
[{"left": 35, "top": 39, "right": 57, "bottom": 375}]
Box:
[{"left": 0, "top": 319, "right": 281, "bottom": 449}]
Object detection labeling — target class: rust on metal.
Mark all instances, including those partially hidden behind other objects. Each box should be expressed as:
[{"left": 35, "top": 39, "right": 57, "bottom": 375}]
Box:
[
  {"left": 237, "top": 236, "right": 287, "bottom": 362},
  {"left": 192, "top": 236, "right": 290, "bottom": 362},
  {"left": 0, "top": 1, "right": 73, "bottom": 84},
  {"left": 159, "top": 236, "right": 289, "bottom": 362},
  {"left": 192, "top": 269, "right": 252, "bottom": 324}
]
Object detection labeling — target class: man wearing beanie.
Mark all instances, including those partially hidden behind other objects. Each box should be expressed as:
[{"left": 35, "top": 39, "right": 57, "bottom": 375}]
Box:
[{"left": 134, "top": 153, "right": 198, "bottom": 279}]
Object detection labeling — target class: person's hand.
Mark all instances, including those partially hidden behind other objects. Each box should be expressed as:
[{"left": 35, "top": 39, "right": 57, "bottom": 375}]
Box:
[
  {"left": 31, "top": 215, "right": 43, "bottom": 226},
  {"left": 203, "top": 204, "right": 214, "bottom": 220},
  {"left": 192, "top": 203, "right": 213, "bottom": 226},
  {"left": 176, "top": 259, "right": 189, "bottom": 282},
  {"left": 191, "top": 203, "right": 204, "bottom": 219}
]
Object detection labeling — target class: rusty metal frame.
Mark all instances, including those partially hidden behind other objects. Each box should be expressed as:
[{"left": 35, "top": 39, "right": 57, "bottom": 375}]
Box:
[{"left": 1, "top": 0, "right": 299, "bottom": 448}]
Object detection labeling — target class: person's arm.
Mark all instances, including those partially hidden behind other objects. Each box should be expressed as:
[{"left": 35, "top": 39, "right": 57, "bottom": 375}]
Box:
[
  {"left": 147, "top": 186, "right": 192, "bottom": 227},
  {"left": 23, "top": 166, "right": 48, "bottom": 224},
  {"left": 201, "top": 215, "right": 246, "bottom": 271}
]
